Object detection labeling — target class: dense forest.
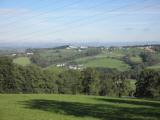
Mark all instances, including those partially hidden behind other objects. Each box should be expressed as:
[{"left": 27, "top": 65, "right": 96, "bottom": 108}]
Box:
[{"left": 0, "top": 56, "right": 159, "bottom": 98}]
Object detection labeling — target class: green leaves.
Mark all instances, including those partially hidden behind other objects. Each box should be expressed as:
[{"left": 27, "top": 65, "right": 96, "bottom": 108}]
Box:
[{"left": 135, "top": 69, "right": 160, "bottom": 98}]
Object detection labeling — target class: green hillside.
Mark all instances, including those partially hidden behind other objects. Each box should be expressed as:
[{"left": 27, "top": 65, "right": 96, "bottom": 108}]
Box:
[
  {"left": 82, "top": 58, "right": 130, "bottom": 71},
  {"left": 130, "top": 56, "right": 142, "bottom": 63}
]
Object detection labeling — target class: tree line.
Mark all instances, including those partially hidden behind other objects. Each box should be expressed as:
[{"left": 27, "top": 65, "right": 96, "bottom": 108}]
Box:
[{"left": 0, "top": 57, "right": 159, "bottom": 98}]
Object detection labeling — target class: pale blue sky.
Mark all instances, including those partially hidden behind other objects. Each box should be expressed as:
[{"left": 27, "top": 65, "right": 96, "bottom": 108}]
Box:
[{"left": 0, "top": 0, "right": 160, "bottom": 44}]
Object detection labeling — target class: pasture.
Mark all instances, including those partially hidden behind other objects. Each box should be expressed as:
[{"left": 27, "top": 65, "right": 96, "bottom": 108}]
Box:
[
  {"left": 82, "top": 58, "right": 130, "bottom": 71},
  {"left": 0, "top": 94, "right": 160, "bottom": 120}
]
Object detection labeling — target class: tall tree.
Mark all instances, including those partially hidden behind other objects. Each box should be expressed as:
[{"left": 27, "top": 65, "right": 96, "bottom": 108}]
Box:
[
  {"left": 0, "top": 57, "right": 17, "bottom": 93},
  {"left": 81, "top": 68, "right": 100, "bottom": 95},
  {"left": 135, "top": 69, "right": 160, "bottom": 98}
]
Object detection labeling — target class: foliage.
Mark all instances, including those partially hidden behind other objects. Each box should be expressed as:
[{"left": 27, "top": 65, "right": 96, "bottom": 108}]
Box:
[
  {"left": 140, "top": 52, "right": 159, "bottom": 66},
  {"left": 0, "top": 57, "right": 133, "bottom": 97},
  {"left": 135, "top": 69, "right": 160, "bottom": 98},
  {"left": 0, "top": 57, "right": 16, "bottom": 93},
  {"left": 81, "top": 68, "right": 100, "bottom": 95}
]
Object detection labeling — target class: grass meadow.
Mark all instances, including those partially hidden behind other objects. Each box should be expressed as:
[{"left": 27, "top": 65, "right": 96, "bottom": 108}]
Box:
[
  {"left": 0, "top": 94, "right": 160, "bottom": 120},
  {"left": 82, "top": 58, "right": 130, "bottom": 71},
  {"left": 13, "top": 57, "right": 31, "bottom": 66}
]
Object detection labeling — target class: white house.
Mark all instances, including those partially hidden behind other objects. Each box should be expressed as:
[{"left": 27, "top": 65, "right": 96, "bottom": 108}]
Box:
[
  {"left": 26, "top": 52, "right": 34, "bottom": 55},
  {"left": 11, "top": 54, "right": 16, "bottom": 56},
  {"left": 56, "top": 63, "right": 66, "bottom": 67}
]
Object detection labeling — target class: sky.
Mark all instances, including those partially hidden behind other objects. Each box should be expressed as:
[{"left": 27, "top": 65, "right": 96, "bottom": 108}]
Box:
[{"left": 0, "top": 0, "right": 160, "bottom": 45}]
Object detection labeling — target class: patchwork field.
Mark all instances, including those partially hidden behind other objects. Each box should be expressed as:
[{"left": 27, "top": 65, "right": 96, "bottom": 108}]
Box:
[
  {"left": 11, "top": 46, "right": 160, "bottom": 72},
  {"left": 0, "top": 94, "right": 160, "bottom": 120}
]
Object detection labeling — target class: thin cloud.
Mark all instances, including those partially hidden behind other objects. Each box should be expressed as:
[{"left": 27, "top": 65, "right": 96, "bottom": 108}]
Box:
[{"left": 0, "top": 8, "right": 29, "bottom": 16}]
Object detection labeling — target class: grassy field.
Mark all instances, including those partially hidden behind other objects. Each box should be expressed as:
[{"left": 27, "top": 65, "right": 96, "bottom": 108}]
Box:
[
  {"left": 104, "top": 48, "right": 144, "bottom": 59},
  {"left": 130, "top": 56, "right": 142, "bottom": 63},
  {"left": 13, "top": 57, "right": 31, "bottom": 66},
  {"left": 0, "top": 94, "right": 160, "bottom": 120},
  {"left": 82, "top": 58, "right": 130, "bottom": 71}
]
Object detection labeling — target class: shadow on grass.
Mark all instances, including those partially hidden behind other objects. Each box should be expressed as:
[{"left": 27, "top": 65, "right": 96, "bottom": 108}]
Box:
[
  {"left": 21, "top": 98, "right": 160, "bottom": 120},
  {"left": 95, "top": 98, "right": 160, "bottom": 108}
]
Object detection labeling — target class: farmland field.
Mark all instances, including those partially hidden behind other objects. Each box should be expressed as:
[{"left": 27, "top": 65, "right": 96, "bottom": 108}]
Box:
[{"left": 0, "top": 94, "right": 160, "bottom": 120}]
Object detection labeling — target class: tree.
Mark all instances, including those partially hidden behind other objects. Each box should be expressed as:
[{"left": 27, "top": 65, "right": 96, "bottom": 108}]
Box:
[
  {"left": 81, "top": 68, "right": 100, "bottom": 95},
  {"left": 0, "top": 57, "right": 18, "bottom": 93},
  {"left": 43, "top": 70, "right": 58, "bottom": 93},
  {"left": 57, "top": 70, "right": 81, "bottom": 94},
  {"left": 140, "top": 52, "right": 159, "bottom": 66},
  {"left": 111, "top": 73, "right": 132, "bottom": 97},
  {"left": 135, "top": 69, "right": 160, "bottom": 98}
]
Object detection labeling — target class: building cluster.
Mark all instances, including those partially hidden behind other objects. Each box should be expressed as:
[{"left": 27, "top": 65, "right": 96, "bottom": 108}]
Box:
[{"left": 56, "top": 63, "right": 83, "bottom": 70}]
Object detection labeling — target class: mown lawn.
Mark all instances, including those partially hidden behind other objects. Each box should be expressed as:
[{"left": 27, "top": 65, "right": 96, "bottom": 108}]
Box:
[
  {"left": 13, "top": 57, "right": 31, "bottom": 66},
  {"left": 0, "top": 94, "right": 160, "bottom": 120}
]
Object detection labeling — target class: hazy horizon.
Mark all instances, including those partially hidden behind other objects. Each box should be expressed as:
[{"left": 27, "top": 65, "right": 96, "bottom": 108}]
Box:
[{"left": 0, "top": 40, "right": 159, "bottom": 49}]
